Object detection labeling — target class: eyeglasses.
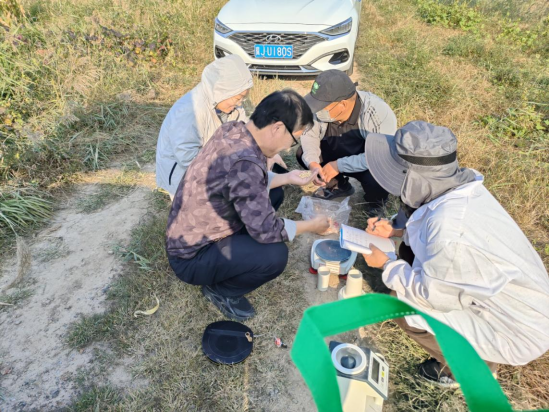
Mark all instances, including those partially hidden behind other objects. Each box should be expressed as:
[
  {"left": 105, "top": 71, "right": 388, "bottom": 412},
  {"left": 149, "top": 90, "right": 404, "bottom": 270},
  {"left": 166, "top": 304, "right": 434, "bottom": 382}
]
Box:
[{"left": 273, "top": 117, "right": 300, "bottom": 147}]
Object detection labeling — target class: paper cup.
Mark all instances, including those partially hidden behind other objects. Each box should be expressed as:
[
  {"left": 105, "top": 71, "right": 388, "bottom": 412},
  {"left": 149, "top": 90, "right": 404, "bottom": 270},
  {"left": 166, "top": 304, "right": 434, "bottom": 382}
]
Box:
[
  {"left": 317, "top": 266, "right": 330, "bottom": 292},
  {"left": 345, "top": 269, "right": 363, "bottom": 298}
]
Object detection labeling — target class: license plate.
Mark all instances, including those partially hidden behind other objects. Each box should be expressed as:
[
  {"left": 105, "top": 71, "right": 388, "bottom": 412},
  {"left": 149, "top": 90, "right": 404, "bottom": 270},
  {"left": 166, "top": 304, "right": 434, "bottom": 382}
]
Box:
[{"left": 254, "top": 44, "right": 293, "bottom": 59}]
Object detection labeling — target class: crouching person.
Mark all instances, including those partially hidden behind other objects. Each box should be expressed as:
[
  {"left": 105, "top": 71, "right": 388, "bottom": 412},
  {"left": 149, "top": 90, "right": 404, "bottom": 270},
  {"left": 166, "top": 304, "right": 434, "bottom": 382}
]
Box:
[
  {"left": 166, "top": 90, "right": 329, "bottom": 321},
  {"left": 361, "top": 121, "right": 549, "bottom": 387},
  {"left": 297, "top": 69, "right": 397, "bottom": 209},
  {"left": 156, "top": 55, "right": 253, "bottom": 198}
]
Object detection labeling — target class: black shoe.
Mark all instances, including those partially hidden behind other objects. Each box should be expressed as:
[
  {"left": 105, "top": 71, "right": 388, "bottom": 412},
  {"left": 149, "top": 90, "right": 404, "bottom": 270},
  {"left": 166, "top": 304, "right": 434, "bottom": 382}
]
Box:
[
  {"left": 201, "top": 285, "right": 256, "bottom": 321},
  {"left": 418, "top": 358, "right": 460, "bottom": 388},
  {"left": 312, "top": 181, "right": 355, "bottom": 200}
]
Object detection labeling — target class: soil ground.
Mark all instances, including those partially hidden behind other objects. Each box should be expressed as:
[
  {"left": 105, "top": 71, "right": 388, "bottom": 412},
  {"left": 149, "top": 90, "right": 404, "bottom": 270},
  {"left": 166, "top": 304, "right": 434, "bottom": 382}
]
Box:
[{"left": 0, "top": 167, "right": 156, "bottom": 410}]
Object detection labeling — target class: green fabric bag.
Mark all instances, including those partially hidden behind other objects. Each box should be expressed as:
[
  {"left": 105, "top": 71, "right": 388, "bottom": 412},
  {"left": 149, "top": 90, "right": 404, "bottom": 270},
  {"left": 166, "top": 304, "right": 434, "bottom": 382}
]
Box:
[{"left": 291, "top": 293, "right": 548, "bottom": 412}]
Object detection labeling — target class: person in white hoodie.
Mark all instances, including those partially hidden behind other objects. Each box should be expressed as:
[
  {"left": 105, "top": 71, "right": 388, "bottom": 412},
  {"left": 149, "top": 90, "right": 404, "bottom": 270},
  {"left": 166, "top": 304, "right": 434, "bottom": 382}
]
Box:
[
  {"left": 156, "top": 56, "right": 255, "bottom": 197},
  {"left": 362, "top": 121, "right": 549, "bottom": 388}
]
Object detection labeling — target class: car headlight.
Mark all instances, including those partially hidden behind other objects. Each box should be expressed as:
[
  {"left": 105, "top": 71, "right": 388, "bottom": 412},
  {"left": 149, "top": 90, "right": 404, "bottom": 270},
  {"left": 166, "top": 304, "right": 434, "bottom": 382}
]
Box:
[
  {"left": 320, "top": 18, "right": 353, "bottom": 36},
  {"left": 215, "top": 19, "right": 232, "bottom": 35}
]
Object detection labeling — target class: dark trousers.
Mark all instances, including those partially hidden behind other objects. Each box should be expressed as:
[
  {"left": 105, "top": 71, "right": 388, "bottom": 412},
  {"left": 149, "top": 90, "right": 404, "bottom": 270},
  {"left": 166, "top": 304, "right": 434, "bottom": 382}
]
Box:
[
  {"left": 269, "top": 186, "right": 284, "bottom": 210},
  {"left": 168, "top": 187, "right": 288, "bottom": 298},
  {"left": 393, "top": 243, "right": 498, "bottom": 378},
  {"left": 296, "top": 134, "right": 389, "bottom": 206}
]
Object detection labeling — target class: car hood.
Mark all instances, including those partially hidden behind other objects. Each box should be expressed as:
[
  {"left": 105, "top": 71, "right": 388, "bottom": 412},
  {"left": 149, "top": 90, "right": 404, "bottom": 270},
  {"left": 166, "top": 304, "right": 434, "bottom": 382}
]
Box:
[{"left": 218, "top": 0, "right": 355, "bottom": 27}]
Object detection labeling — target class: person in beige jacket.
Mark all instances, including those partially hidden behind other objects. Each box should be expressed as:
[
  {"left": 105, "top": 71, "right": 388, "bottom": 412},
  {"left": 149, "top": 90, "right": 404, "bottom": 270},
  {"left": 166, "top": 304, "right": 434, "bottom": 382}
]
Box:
[{"left": 156, "top": 55, "right": 253, "bottom": 197}]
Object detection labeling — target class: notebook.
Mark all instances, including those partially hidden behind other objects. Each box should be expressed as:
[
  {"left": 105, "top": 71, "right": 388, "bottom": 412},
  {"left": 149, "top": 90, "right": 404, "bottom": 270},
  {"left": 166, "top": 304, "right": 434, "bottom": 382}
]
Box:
[{"left": 339, "top": 224, "right": 397, "bottom": 259}]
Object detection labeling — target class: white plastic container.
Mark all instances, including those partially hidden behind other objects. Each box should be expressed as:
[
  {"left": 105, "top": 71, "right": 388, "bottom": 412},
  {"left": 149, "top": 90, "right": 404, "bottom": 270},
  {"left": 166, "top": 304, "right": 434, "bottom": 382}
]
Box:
[
  {"left": 317, "top": 266, "right": 330, "bottom": 292},
  {"left": 345, "top": 269, "right": 363, "bottom": 298}
]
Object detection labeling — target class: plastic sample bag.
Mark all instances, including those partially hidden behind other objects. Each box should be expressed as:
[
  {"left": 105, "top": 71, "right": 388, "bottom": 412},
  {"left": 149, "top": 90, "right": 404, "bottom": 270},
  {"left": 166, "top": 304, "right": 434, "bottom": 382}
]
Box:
[{"left": 295, "top": 196, "right": 351, "bottom": 234}]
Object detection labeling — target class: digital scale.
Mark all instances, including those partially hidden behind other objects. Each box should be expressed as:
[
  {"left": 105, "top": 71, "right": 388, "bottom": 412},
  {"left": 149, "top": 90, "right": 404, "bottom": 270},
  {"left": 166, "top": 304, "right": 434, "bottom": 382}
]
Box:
[
  {"left": 310, "top": 239, "right": 357, "bottom": 277},
  {"left": 330, "top": 341, "right": 389, "bottom": 412}
]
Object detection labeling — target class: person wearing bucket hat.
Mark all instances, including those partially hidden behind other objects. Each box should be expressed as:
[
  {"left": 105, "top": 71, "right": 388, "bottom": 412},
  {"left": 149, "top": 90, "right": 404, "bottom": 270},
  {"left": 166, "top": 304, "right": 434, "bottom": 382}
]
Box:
[
  {"left": 360, "top": 120, "right": 549, "bottom": 388},
  {"left": 297, "top": 69, "right": 397, "bottom": 209}
]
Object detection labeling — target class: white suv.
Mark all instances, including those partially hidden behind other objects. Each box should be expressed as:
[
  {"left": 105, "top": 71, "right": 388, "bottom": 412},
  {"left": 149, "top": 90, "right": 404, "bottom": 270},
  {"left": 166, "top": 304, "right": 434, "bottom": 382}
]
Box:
[{"left": 213, "top": 0, "right": 362, "bottom": 76}]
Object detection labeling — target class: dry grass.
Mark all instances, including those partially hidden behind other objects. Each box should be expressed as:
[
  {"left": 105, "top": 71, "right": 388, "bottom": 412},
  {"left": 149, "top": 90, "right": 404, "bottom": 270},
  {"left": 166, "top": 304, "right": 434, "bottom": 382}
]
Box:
[
  {"left": 1, "top": 0, "right": 548, "bottom": 410},
  {"left": 353, "top": 0, "right": 549, "bottom": 409},
  {"left": 0, "top": 0, "right": 227, "bottom": 249},
  {"left": 66, "top": 189, "right": 313, "bottom": 411},
  {"left": 356, "top": 0, "right": 549, "bottom": 258}
]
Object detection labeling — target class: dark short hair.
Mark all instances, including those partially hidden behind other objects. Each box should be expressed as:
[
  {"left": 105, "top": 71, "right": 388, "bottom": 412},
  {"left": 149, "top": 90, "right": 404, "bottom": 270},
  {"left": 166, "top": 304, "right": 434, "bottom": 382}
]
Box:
[{"left": 250, "top": 89, "right": 313, "bottom": 133}]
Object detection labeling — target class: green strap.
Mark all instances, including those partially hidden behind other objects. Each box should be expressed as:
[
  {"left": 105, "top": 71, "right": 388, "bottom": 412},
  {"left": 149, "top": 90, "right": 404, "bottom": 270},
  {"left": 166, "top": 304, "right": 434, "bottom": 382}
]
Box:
[{"left": 291, "top": 294, "right": 546, "bottom": 412}]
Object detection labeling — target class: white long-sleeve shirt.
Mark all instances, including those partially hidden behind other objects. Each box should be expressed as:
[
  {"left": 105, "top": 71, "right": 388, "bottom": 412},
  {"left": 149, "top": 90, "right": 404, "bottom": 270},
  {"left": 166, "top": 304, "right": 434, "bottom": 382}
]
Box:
[{"left": 383, "top": 172, "right": 549, "bottom": 365}]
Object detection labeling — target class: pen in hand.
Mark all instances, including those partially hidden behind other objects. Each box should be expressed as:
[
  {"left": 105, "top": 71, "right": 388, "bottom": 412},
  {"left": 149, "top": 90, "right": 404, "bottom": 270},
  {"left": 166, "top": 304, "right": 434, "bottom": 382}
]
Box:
[{"left": 372, "top": 216, "right": 381, "bottom": 232}]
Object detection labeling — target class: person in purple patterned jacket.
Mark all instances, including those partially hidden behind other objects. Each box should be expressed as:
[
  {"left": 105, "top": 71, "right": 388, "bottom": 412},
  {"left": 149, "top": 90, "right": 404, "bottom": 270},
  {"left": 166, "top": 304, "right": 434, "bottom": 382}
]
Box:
[{"left": 166, "top": 90, "right": 330, "bottom": 321}]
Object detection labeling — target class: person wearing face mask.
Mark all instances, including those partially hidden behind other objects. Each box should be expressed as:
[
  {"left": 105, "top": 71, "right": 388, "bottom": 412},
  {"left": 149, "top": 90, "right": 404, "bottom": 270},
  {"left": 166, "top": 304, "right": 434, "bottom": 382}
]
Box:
[
  {"left": 156, "top": 55, "right": 287, "bottom": 201},
  {"left": 166, "top": 90, "right": 330, "bottom": 321},
  {"left": 297, "top": 70, "right": 397, "bottom": 209},
  {"left": 361, "top": 121, "right": 549, "bottom": 387}
]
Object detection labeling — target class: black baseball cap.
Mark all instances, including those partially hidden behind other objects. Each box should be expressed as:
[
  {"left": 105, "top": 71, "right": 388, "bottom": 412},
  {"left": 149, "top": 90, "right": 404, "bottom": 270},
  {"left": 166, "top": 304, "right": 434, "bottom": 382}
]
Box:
[{"left": 304, "top": 70, "right": 357, "bottom": 113}]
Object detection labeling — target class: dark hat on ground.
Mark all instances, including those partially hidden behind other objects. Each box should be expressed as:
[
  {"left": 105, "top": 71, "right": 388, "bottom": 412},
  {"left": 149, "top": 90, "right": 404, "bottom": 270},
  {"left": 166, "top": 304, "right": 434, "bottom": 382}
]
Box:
[
  {"left": 365, "top": 121, "right": 459, "bottom": 196},
  {"left": 202, "top": 320, "right": 254, "bottom": 365},
  {"left": 304, "top": 69, "right": 357, "bottom": 113}
]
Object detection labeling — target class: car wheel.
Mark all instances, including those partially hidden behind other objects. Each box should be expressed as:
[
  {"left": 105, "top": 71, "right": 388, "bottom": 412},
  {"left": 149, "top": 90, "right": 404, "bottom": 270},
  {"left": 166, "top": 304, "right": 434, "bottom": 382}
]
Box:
[{"left": 346, "top": 56, "right": 354, "bottom": 76}]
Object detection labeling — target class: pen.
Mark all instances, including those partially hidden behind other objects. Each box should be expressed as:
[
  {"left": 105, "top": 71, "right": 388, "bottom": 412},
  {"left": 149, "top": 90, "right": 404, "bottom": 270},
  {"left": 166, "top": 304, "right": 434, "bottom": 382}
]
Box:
[{"left": 372, "top": 216, "right": 381, "bottom": 231}]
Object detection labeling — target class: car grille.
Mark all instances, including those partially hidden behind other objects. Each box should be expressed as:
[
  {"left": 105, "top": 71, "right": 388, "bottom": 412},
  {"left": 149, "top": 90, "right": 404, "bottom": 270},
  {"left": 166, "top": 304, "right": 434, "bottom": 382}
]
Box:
[
  {"left": 229, "top": 32, "right": 326, "bottom": 59},
  {"left": 249, "top": 64, "right": 302, "bottom": 70}
]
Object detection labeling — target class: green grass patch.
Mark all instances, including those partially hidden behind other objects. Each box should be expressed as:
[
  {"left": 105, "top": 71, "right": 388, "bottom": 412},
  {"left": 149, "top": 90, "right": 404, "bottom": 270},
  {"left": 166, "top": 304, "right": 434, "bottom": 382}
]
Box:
[
  {"left": 0, "top": 188, "right": 52, "bottom": 244},
  {"left": 479, "top": 104, "right": 549, "bottom": 149},
  {"left": 416, "top": 0, "right": 484, "bottom": 32},
  {"left": 66, "top": 313, "right": 116, "bottom": 349},
  {"left": 442, "top": 33, "right": 487, "bottom": 58},
  {"left": 0, "top": 287, "right": 33, "bottom": 312},
  {"left": 75, "top": 170, "right": 146, "bottom": 213},
  {"left": 356, "top": 25, "right": 455, "bottom": 119},
  {"left": 68, "top": 385, "right": 121, "bottom": 412}
]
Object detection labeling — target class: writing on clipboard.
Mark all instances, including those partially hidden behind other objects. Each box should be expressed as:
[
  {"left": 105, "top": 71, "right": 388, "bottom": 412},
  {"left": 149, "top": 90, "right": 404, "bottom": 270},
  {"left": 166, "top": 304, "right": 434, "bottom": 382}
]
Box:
[{"left": 339, "top": 224, "right": 397, "bottom": 260}]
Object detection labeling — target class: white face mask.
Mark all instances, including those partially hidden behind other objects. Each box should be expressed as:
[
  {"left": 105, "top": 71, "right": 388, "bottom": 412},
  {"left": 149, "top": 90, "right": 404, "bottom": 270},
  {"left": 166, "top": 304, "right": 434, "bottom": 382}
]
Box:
[{"left": 316, "top": 110, "right": 335, "bottom": 123}]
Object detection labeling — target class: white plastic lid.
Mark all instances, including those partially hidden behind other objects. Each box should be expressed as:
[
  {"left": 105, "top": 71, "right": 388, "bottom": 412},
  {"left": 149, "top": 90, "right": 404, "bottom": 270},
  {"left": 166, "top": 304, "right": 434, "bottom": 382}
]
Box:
[{"left": 331, "top": 343, "right": 367, "bottom": 375}]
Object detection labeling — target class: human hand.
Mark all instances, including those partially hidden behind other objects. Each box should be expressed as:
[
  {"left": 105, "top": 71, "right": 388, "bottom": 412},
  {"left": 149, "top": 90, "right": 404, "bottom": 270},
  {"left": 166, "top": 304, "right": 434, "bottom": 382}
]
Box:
[
  {"left": 267, "top": 154, "right": 287, "bottom": 171},
  {"left": 286, "top": 169, "right": 316, "bottom": 186},
  {"left": 366, "top": 217, "right": 395, "bottom": 238},
  {"left": 362, "top": 244, "right": 390, "bottom": 269},
  {"left": 310, "top": 215, "right": 331, "bottom": 235},
  {"left": 308, "top": 162, "right": 326, "bottom": 186},
  {"left": 321, "top": 161, "right": 339, "bottom": 183}
]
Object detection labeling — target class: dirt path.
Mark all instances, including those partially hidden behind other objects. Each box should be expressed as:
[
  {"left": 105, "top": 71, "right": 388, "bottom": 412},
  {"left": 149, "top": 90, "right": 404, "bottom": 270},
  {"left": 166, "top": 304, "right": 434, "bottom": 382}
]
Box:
[
  {"left": 0, "top": 178, "right": 359, "bottom": 412},
  {"left": 0, "top": 168, "right": 155, "bottom": 411}
]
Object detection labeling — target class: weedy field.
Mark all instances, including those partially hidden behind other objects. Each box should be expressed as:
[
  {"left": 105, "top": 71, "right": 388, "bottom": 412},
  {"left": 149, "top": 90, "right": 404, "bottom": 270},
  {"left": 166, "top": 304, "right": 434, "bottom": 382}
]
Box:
[{"left": 0, "top": 0, "right": 548, "bottom": 411}]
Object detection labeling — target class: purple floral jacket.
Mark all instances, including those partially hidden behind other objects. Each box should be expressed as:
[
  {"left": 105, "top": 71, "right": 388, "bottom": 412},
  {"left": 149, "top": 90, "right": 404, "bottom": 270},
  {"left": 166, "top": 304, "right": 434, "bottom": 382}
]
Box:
[{"left": 166, "top": 121, "right": 289, "bottom": 259}]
